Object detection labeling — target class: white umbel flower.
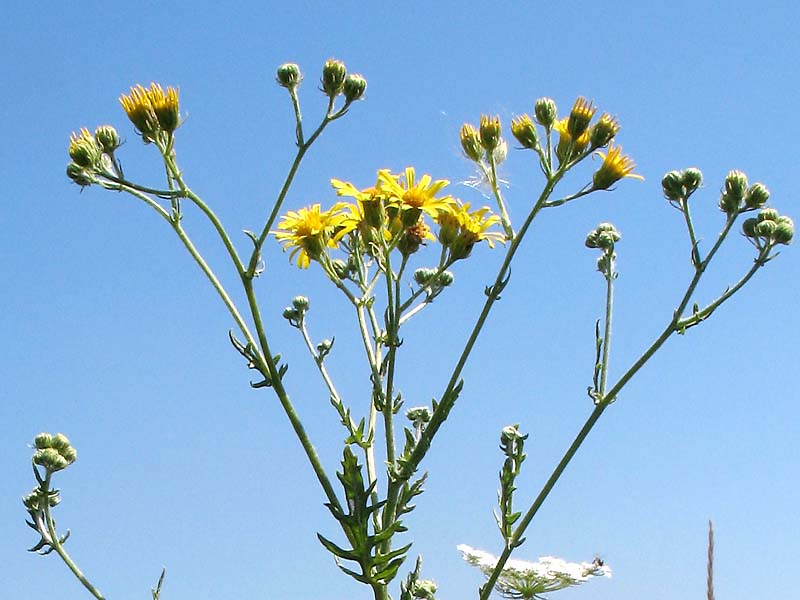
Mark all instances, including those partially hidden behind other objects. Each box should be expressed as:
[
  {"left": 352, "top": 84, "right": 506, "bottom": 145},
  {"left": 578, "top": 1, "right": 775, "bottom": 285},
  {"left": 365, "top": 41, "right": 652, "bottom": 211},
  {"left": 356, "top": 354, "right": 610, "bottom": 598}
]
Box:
[{"left": 458, "top": 544, "right": 611, "bottom": 599}]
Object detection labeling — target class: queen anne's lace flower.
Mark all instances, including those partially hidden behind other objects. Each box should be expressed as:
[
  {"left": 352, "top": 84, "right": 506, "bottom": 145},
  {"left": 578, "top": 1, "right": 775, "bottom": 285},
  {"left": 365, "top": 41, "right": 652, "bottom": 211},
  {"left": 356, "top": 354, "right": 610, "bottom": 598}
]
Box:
[{"left": 458, "top": 544, "right": 611, "bottom": 599}]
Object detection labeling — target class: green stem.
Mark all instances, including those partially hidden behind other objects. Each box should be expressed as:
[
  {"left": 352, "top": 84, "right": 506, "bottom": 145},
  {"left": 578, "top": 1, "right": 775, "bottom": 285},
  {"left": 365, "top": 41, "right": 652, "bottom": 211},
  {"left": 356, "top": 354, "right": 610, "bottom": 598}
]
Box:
[
  {"left": 598, "top": 267, "right": 614, "bottom": 395},
  {"left": 681, "top": 199, "right": 702, "bottom": 266},
  {"left": 42, "top": 477, "right": 105, "bottom": 599}
]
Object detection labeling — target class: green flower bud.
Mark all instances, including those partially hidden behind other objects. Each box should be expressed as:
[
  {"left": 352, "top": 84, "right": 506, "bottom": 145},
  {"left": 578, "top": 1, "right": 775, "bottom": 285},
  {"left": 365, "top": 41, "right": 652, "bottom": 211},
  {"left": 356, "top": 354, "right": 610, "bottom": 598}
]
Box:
[
  {"left": 437, "top": 270, "right": 454, "bottom": 286},
  {"left": 61, "top": 446, "right": 77, "bottom": 464},
  {"left": 596, "top": 231, "right": 616, "bottom": 250},
  {"left": 292, "top": 296, "right": 309, "bottom": 311},
  {"left": 757, "top": 208, "right": 779, "bottom": 222},
  {"left": 745, "top": 183, "right": 770, "bottom": 209},
  {"left": 34, "top": 432, "right": 53, "bottom": 450},
  {"left": 534, "top": 97, "right": 557, "bottom": 128},
  {"left": 510, "top": 114, "right": 538, "bottom": 149},
  {"left": 718, "top": 192, "right": 740, "bottom": 215},
  {"left": 414, "top": 268, "right": 436, "bottom": 286},
  {"left": 66, "top": 163, "right": 94, "bottom": 187},
  {"left": 94, "top": 125, "right": 120, "bottom": 154},
  {"left": 681, "top": 168, "right": 703, "bottom": 194},
  {"left": 68, "top": 128, "right": 102, "bottom": 168},
  {"left": 331, "top": 258, "right": 349, "bottom": 279},
  {"left": 756, "top": 219, "right": 777, "bottom": 238},
  {"left": 34, "top": 448, "right": 69, "bottom": 472},
  {"left": 343, "top": 74, "right": 367, "bottom": 103},
  {"left": 585, "top": 223, "right": 620, "bottom": 248},
  {"left": 22, "top": 490, "right": 42, "bottom": 512},
  {"left": 460, "top": 123, "right": 483, "bottom": 162},
  {"left": 321, "top": 58, "right": 347, "bottom": 97},
  {"left": 479, "top": 115, "right": 502, "bottom": 152},
  {"left": 276, "top": 63, "right": 302, "bottom": 89},
  {"left": 724, "top": 170, "right": 748, "bottom": 201},
  {"left": 282, "top": 307, "right": 299, "bottom": 321},
  {"left": 661, "top": 170, "right": 685, "bottom": 201},
  {"left": 589, "top": 113, "right": 619, "bottom": 149},
  {"left": 742, "top": 217, "right": 759, "bottom": 238},
  {"left": 50, "top": 433, "right": 71, "bottom": 452},
  {"left": 316, "top": 339, "right": 333, "bottom": 356},
  {"left": 406, "top": 406, "right": 432, "bottom": 424},
  {"left": 774, "top": 216, "right": 794, "bottom": 244}
]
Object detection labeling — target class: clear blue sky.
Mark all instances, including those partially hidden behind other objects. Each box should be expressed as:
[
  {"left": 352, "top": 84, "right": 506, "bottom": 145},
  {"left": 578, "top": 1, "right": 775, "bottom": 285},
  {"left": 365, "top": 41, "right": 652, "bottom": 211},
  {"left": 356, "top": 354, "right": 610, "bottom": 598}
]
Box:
[{"left": 2, "top": 2, "right": 798, "bottom": 599}]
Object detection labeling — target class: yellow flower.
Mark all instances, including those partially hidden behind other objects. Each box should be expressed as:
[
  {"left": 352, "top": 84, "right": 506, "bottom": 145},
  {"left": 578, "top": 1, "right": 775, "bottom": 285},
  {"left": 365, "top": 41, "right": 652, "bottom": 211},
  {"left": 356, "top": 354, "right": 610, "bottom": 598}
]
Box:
[
  {"left": 377, "top": 167, "right": 451, "bottom": 227},
  {"left": 567, "top": 97, "right": 596, "bottom": 139},
  {"left": 273, "top": 203, "right": 347, "bottom": 268},
  {"left": 119, "top": 83, "right": 180, "bottom": 140},
  {"left": 331, "top": 178, "right": 386, "bottom": 231},
  {"left": 436, "top": 200, "right": 505, "bottom": 260},
  {"left": 592, "top": 143, "right": 644, "bottom": 190},
  {"left": 146, "top": 83, "right": 180, "bottom": 133},
  {"left": 553, "top": 117, "right": 591, "bottom": 164}
]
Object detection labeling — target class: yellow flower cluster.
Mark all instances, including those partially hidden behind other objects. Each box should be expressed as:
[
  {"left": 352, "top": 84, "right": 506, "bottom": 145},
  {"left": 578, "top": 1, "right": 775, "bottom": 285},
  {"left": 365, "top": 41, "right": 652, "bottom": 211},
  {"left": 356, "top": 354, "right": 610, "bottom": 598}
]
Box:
[
  {"left": 274, "top": 167, "right": 505, "bottom": 268},
  {"left": 119, "top": 83, "right": 180, "bottom": 142}
]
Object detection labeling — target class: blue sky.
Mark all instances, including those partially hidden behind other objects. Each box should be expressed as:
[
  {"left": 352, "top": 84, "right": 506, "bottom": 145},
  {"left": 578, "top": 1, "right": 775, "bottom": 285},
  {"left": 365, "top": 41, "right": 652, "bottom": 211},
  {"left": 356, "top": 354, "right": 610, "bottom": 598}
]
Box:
[{"left": 2, "top": 2, "right": 799, "bottom": 599}]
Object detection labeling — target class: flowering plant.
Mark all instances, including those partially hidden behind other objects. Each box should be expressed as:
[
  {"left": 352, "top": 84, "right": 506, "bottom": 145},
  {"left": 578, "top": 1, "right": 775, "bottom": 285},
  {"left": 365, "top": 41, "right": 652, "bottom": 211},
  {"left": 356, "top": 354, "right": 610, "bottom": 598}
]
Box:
[{"left": 24, "top": 58, "right": 792, "bottom": 600}]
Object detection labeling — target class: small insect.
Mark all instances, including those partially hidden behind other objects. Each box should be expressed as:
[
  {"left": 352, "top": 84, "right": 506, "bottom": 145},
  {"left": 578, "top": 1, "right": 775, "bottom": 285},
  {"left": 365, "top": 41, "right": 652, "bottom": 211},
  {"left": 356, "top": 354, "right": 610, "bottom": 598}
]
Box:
[{"left": 593, "top": 555, "right": 605, "bottom": 568}]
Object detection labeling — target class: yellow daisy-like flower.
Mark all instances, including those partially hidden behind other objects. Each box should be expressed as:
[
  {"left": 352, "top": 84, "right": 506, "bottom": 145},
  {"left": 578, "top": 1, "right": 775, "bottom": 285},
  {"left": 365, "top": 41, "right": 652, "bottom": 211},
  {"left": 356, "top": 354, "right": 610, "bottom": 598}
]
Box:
[
  {"left": 273, "top": 203, "right": 347, "bottom": 268},
  {"left": 119, "top": 83, "right": 180, "bottom": 140},
  {"left": 331, "top": 178, "right": 386, "bottom": 232},
  {"left": 553, "top": 117, "right": 591, "bottom": 164},
  {"left": 436, "top": 200, "right": 505, "bottom": 260},
  {"left": 592, "top": 143, "right": 644, "bottom": 190},
  {"left": 377, "top": 167, "right": 452, "bottom": 226}
]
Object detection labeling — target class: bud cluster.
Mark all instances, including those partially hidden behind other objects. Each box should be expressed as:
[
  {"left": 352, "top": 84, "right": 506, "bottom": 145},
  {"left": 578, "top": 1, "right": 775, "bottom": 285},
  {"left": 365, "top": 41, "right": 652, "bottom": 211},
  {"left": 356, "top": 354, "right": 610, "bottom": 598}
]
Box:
[
  {"left": 66, "top": 125, "right": 122, "bottom": 187},
  {"left": 282, "top": 295, "right": 310, "bottom": 327},
  {"left": 662, "top": 168, "right": 703, "bottom": 205},
  {"left": 32, "top": 432, "right": 77, "bottom": 473},
  {"left": 460, "top": 115, "right": 507, "bottom": 165},
  {"left": 717, "top": 170, "right": 771, "bottom": 215},
  {"left": 742, "top": 208, "right": 794, "bottom": 247},
  {"left": 585, "top": 223, "right": 621, "bottom": 279},
  {"left": 319, "top": 59, "right": 367, "bottom": 104}
]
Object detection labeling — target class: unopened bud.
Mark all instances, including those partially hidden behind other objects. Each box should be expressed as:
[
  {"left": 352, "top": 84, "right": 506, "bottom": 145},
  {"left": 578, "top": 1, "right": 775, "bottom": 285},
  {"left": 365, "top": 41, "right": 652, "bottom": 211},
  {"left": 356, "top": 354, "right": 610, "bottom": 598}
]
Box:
[
  {"left": 681, "top": 168, "right": 703, "bottom": 194},
  {"left": 414, "top": 268, "right": 436, "bottom": 286},
  {"left": 66, "top": 163, "right": 94, "bottom": 187},
  {"left": 534, "top": 97, "right": 557, "bottom": 128},
  {"left": 292, "top": 296, "right": 310, "bottom": 311},
  {"left": 34, "top": 433, "right": 53, "bottom": 450},
  {"left": 343, "top": 74, "right": 367, "bottom": 103},
  {"left": 94, "top": 125, "right": 120, "bottom": 154},
  {"left": 774, "top": 216, "right": 794, "bottom": 244},
  {"left": 479, "top": 115, "right": 502, "bottom": 152},
  {"left": 321, "top": 59, "right": 347, "bottom": 97},
  {"left": 437, "top": 270, "right": 454, "bottom": 286},
  {"left": 511, "top": 114, "right": 538, "bottom": 149},
  {"left": 50, "top": 433, "right": 71, "bottom": 452},
  {"left": 758, "top": 208, "right": 779, "bottom": 223},
  {"left": 742, "top": 217, "right": 759, "bottom": 238},
  {"left": 331, "top": 258, "right": 349, "bottom": 279},
  {"left": 276, "top": 63, "right": 302, "bottom": 89},
  {"left": 460, "top": 124, "right": 483, "bottom": 162},
  {"left": 724, "top": 170, "right": 748, "bottom": 201},
  {"left": 68, "top": 128, "right": 102, "bottom": 168},
  {"left": 589, "top": 113, "right": 619, "bottom": 148},
  {"left": 661, "top": 170, "right": 685, "bottom": 201},
  {"left": 34, "top": 448, "right": 69, "bottom": 472},
  {"left": 406, "top": 406, "right": 432, "bottom": 424},
  {"left": 744, "top": 183, "right": 770, "bottom": 209}
]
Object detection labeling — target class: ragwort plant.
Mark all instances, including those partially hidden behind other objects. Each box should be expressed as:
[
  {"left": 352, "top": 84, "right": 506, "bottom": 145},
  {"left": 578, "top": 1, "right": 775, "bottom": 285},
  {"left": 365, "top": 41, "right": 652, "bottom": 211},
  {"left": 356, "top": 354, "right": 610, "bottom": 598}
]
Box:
[{"left": 24, "top": 58, "right": 793, "bottom": 600}]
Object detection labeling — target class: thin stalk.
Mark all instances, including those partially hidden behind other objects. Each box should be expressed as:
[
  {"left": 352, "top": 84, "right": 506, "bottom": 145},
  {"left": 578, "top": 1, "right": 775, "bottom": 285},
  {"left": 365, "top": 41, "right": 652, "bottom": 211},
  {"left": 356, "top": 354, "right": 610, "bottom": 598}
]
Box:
[
  {"left": 681, "top": 199, "right": 702, "bottom": 265},
  {"left": 598, "top": 270, "right": 614, "bottom": 395},
  {"left": 42, "top": 478, "right": 105, "bottom": 600}
]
